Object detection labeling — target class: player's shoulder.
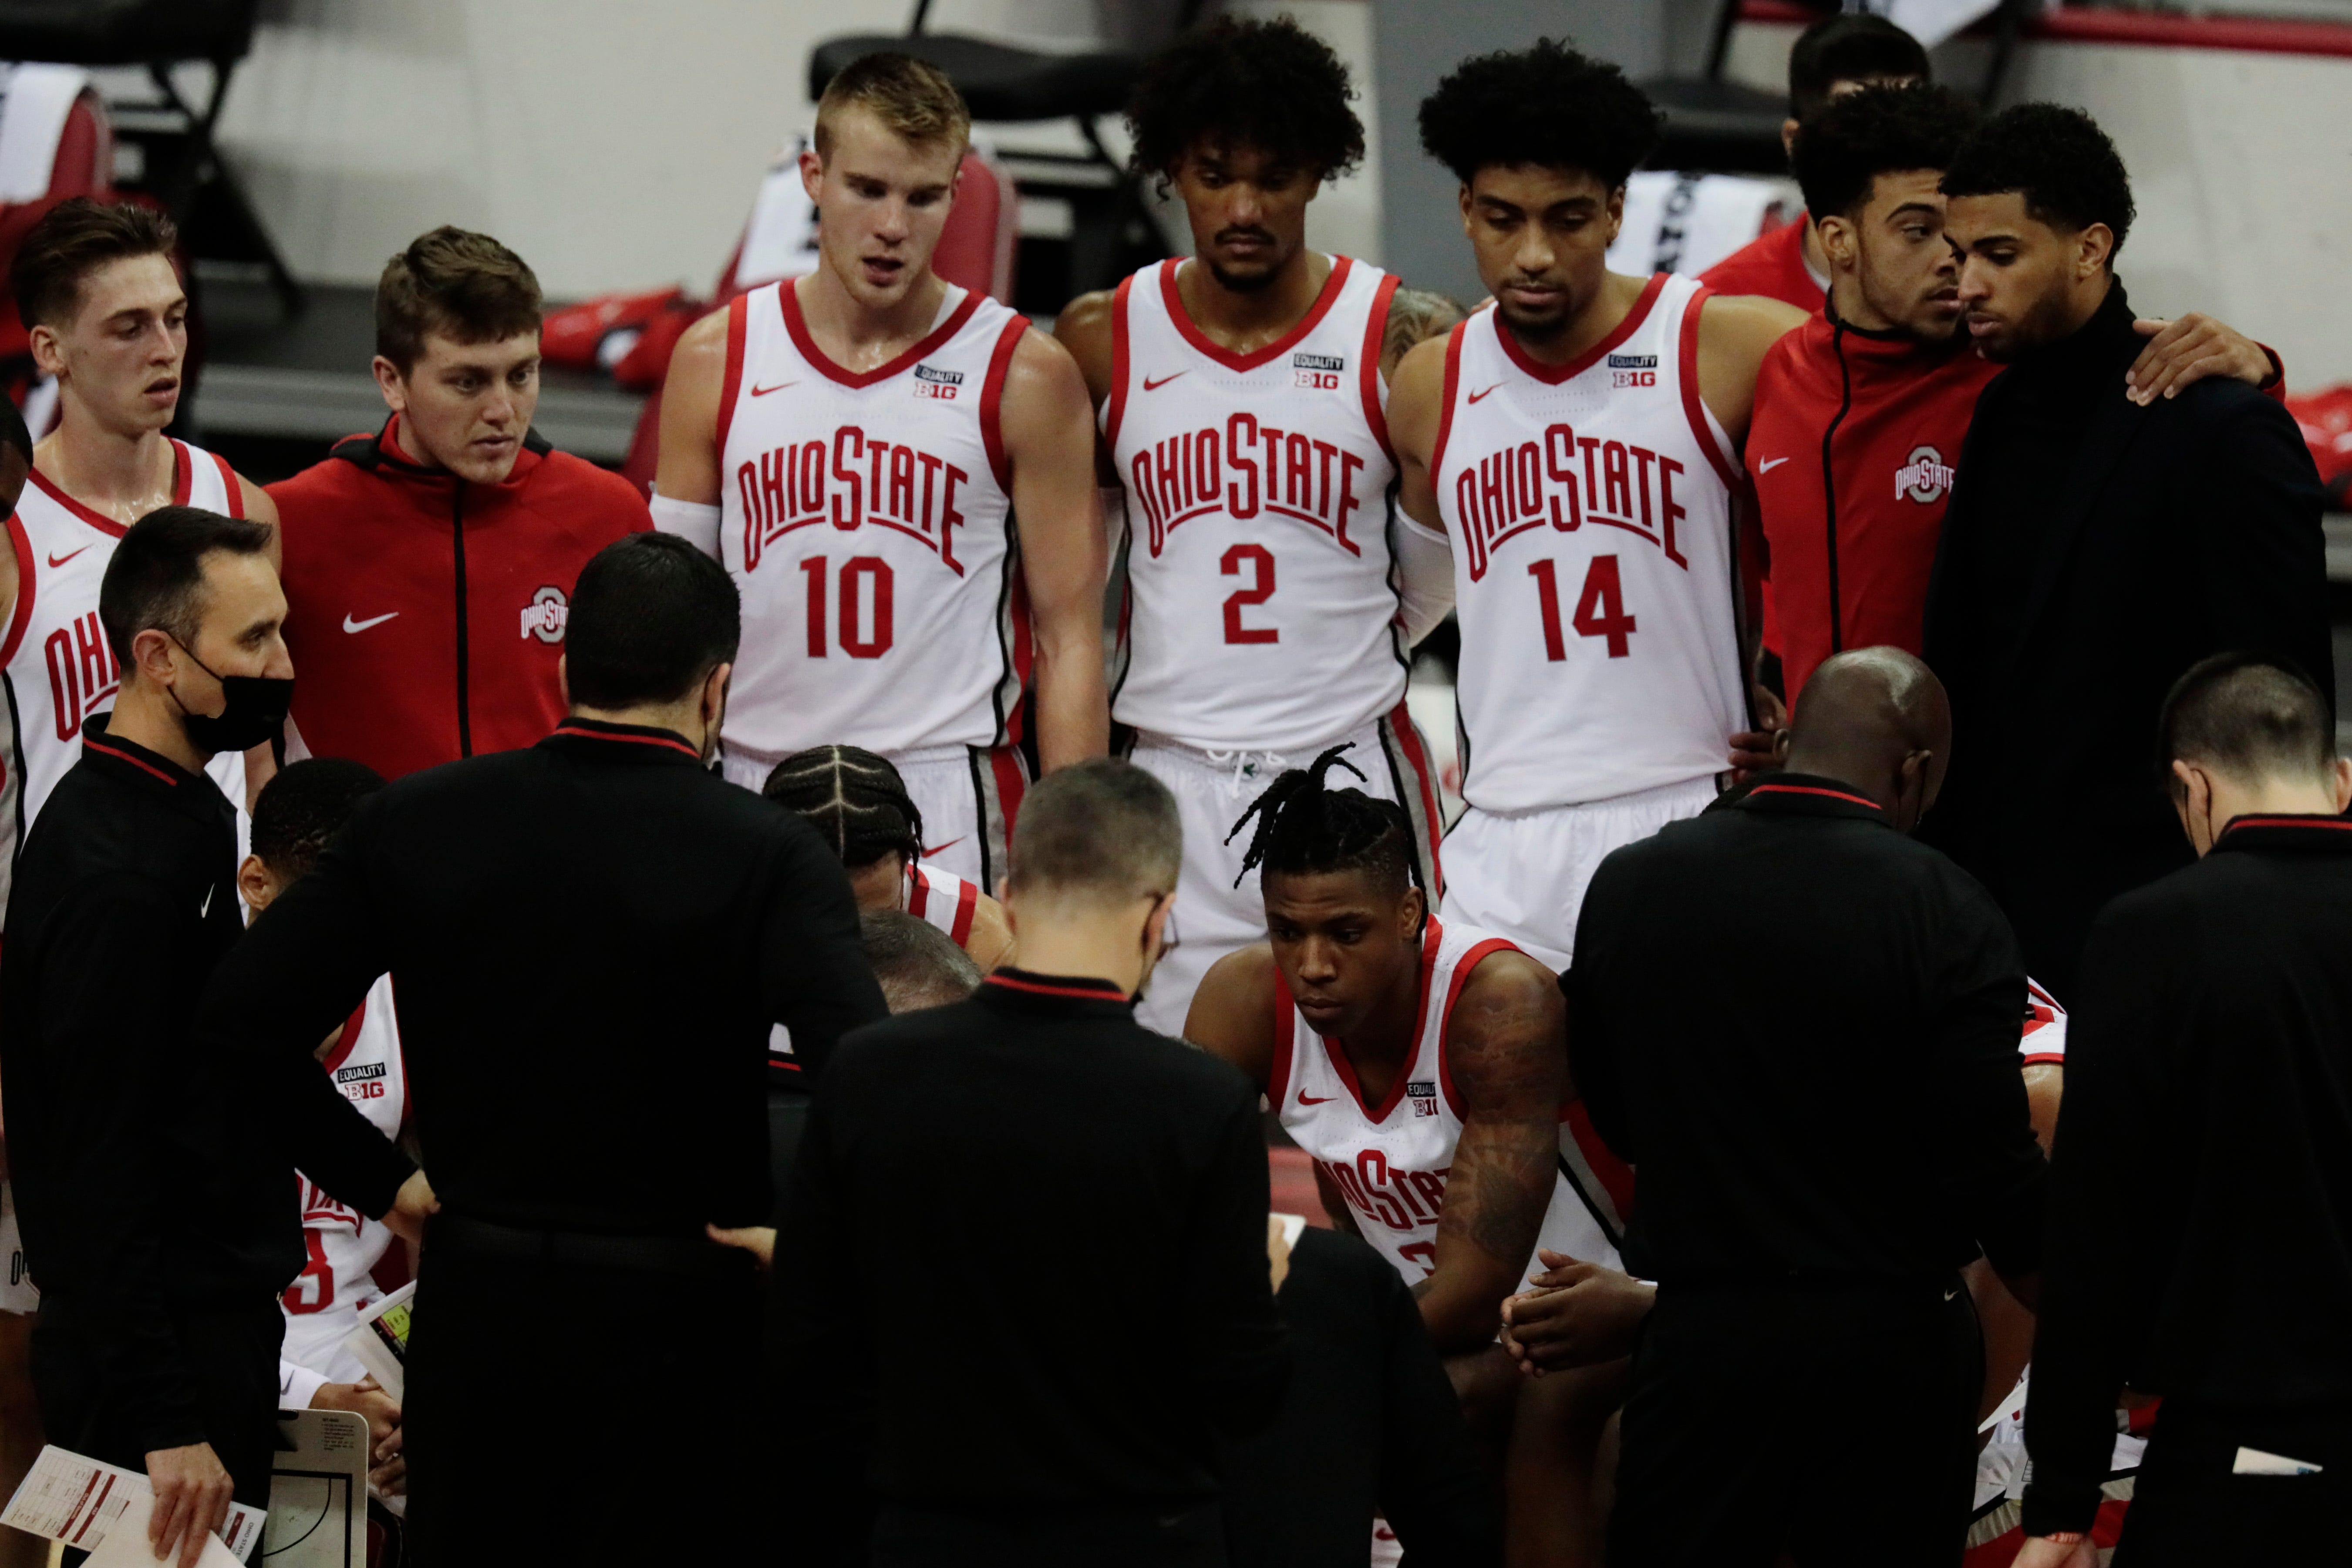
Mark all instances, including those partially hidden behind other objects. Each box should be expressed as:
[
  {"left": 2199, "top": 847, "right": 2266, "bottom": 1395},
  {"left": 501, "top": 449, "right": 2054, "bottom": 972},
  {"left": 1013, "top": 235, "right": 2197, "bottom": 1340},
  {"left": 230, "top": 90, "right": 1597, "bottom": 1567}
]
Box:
[
  {"left": 267, "top": 445, "right": 374, "bottom": 512},
  {"left": 1390, "top": 325, "right": 1460, "bottom": 401},
  {"left": 1698, "top": 289, "right": 1813, "bottom": 349},
  {"left": 1054, "top": 287, "right": 1117, "bottom": 355},
  {"left": 1195, "top": 939, "right": 1281, "bottom": 1015}
]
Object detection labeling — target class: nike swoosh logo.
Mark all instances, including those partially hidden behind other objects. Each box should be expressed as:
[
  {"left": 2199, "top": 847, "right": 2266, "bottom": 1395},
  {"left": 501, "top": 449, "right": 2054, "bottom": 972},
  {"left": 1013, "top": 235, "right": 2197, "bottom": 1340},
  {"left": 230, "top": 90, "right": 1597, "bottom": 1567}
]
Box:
[
  {"left": 749, "top": 380, "right": 798, "bottom": 397},
  {"left": 1467, "top": 383, "right": 1502, "bottom": 404},
  {"left": 199, "top": 885, "right": 214, "bottom": 918},
  {"left": 45, "top": 546, "right": 88, "bottom": 568},
  {"left": 1297, "top": 1092, "right": 1335, "bottom": 1106},
  {"left": 1758, "top": 457, "right": 1791, "bottom": 473},
  {"left": 1944, "top": 1285, "right": 1960, "bottom": 1301},
  {"left": 920, "top": 837, "right": 964, "bottom": 858},
  {"left": 1142, "top": 373, "right": 1187, "bottom": 392},
  {"left": 342, "top": 612, "right": 399, "bottom": 634}
]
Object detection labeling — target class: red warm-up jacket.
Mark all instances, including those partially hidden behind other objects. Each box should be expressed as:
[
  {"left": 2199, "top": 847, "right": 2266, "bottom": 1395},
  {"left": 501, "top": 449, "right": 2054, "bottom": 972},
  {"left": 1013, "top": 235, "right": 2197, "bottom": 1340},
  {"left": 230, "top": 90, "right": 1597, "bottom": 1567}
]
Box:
[
  {"left": 1752, "top": 312, "right": 2285, "bottom": 707},
  {"left": 270, "top": 417, "right": 650, "bottom": 779},
  {"left": 1698, "top": 214, "right": 1825, "bottom": 313}
]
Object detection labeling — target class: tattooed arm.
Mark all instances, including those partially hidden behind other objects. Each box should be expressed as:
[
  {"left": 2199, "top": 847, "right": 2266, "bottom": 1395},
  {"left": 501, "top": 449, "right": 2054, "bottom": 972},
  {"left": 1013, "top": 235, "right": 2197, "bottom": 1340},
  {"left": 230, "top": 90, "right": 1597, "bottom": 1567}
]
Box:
[
  {"left": 1381, "top": 287, "right": 1469, "bottom": 380},
  {"left": 1416, "top": 949, "right": 1570, "bottom": 1354}
]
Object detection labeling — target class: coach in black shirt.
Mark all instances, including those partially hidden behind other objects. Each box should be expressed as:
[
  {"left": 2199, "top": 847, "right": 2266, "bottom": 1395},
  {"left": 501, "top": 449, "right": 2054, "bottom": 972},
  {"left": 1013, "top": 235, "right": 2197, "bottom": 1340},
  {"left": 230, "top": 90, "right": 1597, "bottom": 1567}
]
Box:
[
  {"left": 1925, "top": 106, "right": 2328, "bottom": 1000},
  {"left": 1569, "top": 649, "right": 2047, "bottom": 1567},
  {"left": 196, "top": 533, "right": 885, "bottom": 1564},
  {"left": 2017, "top": 656, "right": 2352, "bottom": 1568},
  {"left": 780, "top": 758, "right": 1287, "bottom": 1568},
  {"left": 3, "top": 509, "right": 423, "bottom": 1568}
]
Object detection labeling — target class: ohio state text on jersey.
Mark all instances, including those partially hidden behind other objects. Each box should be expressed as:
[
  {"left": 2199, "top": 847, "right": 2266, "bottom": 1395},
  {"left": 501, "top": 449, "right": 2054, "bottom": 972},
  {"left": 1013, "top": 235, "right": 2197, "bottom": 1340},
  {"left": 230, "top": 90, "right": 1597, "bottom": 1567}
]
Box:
[
  {"left": 715, "top": 279, "right": 1030, "bottom": 762},
  {"left": 1106, "top": 255, "right": 1412, "bottom": 752},
  {"left": 1275, "top": 916, "right": 1628, "bottom": 1282},
  {"left": 0, "top": 440, "right": 243, "bottom": 912},
  {"left": 1434, "top": 274, "right": 1747, "bottom": 812}
]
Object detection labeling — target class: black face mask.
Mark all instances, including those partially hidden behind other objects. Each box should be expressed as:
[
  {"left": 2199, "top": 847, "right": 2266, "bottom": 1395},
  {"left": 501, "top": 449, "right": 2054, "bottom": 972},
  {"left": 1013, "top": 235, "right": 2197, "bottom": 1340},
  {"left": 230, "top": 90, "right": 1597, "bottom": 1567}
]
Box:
[{"left": 167, "top": 638, "right": 292, "bottom": 755}]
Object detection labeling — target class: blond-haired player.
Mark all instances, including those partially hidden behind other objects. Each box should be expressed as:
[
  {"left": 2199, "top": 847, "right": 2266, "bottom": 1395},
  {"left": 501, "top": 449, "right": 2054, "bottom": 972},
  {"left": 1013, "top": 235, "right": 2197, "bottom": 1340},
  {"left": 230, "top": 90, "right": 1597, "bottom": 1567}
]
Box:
[{"left": 654, "top": 53, "right": 1107, "bottom": 895}]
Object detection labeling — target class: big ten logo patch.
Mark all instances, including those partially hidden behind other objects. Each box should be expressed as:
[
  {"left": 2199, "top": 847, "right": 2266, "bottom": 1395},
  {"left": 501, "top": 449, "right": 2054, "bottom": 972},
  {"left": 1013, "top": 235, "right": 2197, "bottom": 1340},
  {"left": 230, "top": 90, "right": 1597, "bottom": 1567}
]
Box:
[
  {"left": 913, "top": 363, "right": 964, "bottom": 401},
  {"left": 335, "top": 1059, "right": 389, "bottom": 1102},
  {"left": 1896, "top": 444, "right": 1954, "bottom": 505},
  {"left": 1406, "top": 1079, "right": 1439, "bottom": 1116},
  {"left": 1292, "top": 350, "right": 1346, "bottom": 391},
  {"left": 521, "top": 585, "right": 569, "bottom": 643},
  {"left": 1608, "top": 352, "right": 1658, "bottom": 390}
]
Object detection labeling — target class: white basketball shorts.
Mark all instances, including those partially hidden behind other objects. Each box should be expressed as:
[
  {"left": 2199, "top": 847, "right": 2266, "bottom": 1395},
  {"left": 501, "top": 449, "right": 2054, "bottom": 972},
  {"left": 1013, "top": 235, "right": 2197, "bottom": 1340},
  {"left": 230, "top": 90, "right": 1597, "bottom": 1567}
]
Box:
[{"left": 1440, "top": 773, "right": 1722, "bottom": 972}]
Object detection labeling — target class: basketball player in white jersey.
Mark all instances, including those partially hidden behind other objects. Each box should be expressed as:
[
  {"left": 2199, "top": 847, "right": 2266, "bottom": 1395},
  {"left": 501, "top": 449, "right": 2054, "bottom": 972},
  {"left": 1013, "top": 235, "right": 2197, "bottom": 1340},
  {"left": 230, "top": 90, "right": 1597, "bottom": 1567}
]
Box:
[
  {"left": 0, "top": 199, "right": 278, "bottom": 875},
  {"left": 763, "top": 743, "right": 1014, "bottom": 969},
  {"left": 236, "top": 759, "right": 405, "bottom": 1496},
  {"left": 1057, "top": 17, "right": 1462, "bottom": 1036},
  {"left": 1186, "top": 750, "right": 1627, "bottom": 1564},
  {"left": 0, "top": 201, "right": 278, "bottom": 1555},
  {"left": 654, "top": 53, "right": 1106, "bottom": 896},
  {"left": 1388, "top": 43, "right": 1809, "bottom": 971}
]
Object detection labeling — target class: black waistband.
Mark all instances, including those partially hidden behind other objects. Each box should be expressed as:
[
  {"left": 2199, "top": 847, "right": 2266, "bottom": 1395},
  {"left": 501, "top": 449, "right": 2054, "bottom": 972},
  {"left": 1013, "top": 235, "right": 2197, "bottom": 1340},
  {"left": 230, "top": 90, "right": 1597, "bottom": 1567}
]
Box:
[{"left": 428, "top": 1213, "right": 748, "bottom": 1275}]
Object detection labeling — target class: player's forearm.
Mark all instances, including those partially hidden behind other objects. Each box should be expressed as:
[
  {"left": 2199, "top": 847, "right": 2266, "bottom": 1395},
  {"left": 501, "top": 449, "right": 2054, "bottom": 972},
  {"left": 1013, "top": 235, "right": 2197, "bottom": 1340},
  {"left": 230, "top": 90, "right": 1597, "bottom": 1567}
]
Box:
[
  {"left": 1412, "top": 1261, "right": 1520, "bottom": 1356},
  {"left": 1031, "top": 619, "right": 1109, "bottom": 772}
]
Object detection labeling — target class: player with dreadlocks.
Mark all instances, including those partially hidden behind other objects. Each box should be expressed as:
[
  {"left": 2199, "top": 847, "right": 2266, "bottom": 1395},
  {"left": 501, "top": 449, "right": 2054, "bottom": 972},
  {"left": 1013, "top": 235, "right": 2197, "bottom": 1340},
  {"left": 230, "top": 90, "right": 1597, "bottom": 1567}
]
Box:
[
  {"left": 764, "top": 745, "right": 1013, "bottom": 972},
  {"left": 1056, "top": 15, "right": 1460, "bottom": 1040},
  {"left": 1186, "top": 744, "right": 1627, "bottom": 1563}
]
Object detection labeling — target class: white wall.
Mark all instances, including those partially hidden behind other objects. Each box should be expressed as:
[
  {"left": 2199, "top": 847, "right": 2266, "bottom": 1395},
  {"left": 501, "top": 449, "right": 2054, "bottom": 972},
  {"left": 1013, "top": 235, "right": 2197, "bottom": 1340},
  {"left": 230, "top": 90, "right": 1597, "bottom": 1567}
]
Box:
[
  {"left": 210, "top": 0, "right": 1382, "bottom": 301},
  {"left": 1726, "top": 19, "right": 2352, "bottom": 388}
]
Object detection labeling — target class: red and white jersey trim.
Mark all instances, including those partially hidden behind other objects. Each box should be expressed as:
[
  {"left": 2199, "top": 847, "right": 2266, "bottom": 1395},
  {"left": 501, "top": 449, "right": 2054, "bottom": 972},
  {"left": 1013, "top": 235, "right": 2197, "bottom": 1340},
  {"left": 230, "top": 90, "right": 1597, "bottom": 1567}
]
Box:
[
  {"left": 2019, "top": 978, "right": 2066, "bottom": 1064},
  {"left": 904, "top": 858, "right": 978, "bottom": 947},
  {"left": 1274, "top": 916, "right": 1625, "bottom": 1283},
  {"left": 280, "top": 973, "right": 406, "bottom": 1384},
  {"left": 1105, "top": 254, "right": 1412, "bottom": 753},
  {"left": 714, "top": 277, "right": 1031, "bottom": 767},
  {"left": 0, "top": 440, "right": 242, "bottom": 918}
]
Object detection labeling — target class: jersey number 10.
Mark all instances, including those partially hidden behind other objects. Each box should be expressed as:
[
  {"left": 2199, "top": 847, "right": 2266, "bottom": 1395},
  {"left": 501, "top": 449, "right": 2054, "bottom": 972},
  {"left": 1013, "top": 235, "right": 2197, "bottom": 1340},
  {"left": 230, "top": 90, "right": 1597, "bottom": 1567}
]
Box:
[
  {"left": 1529, "top": 555, "right": 1636, "bottom": 660},
  {"left": 801, "top": 555, "right": 896, "bottom": 659}
]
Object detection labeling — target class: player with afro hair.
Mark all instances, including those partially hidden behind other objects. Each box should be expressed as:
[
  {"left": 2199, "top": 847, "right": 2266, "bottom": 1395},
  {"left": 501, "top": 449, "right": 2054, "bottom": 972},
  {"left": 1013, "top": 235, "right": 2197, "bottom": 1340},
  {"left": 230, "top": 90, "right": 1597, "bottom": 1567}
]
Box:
[
  {"left": 1054, "top": 18, "right": 1464, "bottom": 1037},
  {"left": 1416, "top": 38, "right": 1664, "bottom": 194}
]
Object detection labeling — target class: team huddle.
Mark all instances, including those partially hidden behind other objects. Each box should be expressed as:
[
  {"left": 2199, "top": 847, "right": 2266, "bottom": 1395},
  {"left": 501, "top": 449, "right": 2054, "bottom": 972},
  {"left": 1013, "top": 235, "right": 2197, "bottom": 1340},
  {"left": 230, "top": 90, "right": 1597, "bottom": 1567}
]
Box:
[{"left": 0, "top": 7, "right": 2317, "bottom": 1568}]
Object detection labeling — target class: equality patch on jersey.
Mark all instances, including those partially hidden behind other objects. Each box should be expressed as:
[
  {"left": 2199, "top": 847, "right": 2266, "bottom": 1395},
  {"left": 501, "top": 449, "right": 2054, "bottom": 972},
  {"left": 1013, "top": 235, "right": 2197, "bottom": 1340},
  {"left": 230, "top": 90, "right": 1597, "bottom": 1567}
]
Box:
[
  {"left": 334, "top": 1061, "right": 386, "bottom": 1086},
  {"left": 913, "top": 363, "right": 964, "bottom": 400},
  {"left": 522, "top": 584, "right": 569, "bottom": 643},
  {"left": 1292, "top": 350, "right": 1346, "bottom": 390},
  {"left": 1405, "top": 1079, "right": 1439, "bottom": 1117},
  {"left": 1897, "top": 444, "right": 1954, "bottom": 504},
  {"left": 1607, "top": 351, "right": 1660, "bottom": 389}
]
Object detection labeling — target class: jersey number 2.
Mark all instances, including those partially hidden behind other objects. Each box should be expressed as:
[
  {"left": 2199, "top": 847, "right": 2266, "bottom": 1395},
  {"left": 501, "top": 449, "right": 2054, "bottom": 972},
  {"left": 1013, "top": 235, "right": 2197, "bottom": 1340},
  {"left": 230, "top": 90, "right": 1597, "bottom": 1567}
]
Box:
[
  {"left": 801, "top": 555, "right": 895, "bottom": 659},
  {"left": 1222, "top": 544, "right": 1277, "bottom": 645},
  {"left": 1530, "top": 556, "right": 1636, "bottom": 660}
]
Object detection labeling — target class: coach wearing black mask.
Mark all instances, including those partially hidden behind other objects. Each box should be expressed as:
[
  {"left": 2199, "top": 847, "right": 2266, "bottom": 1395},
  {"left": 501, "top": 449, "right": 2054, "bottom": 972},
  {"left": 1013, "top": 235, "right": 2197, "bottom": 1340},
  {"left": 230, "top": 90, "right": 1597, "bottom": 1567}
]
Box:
[
  {"left": 195, "top": 532, "right": 884, "bottom": 1565},
  {"left": 2, "top": 508, "right": 429, "bottom": 1568},
  {"left": 1924, "top": 104, "right": 2328, "bottom": 1001}
]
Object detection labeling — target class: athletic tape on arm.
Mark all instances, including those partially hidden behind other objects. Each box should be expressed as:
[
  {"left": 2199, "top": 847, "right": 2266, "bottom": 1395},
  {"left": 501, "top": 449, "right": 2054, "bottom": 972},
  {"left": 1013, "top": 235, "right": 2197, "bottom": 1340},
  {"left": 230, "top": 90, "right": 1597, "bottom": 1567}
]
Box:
[
  {"left": 649, "top": 493, "right": 723, "bottom": 559},
  {"left": 1393, "top": 513, "right": 1456, "bottom": 646}
]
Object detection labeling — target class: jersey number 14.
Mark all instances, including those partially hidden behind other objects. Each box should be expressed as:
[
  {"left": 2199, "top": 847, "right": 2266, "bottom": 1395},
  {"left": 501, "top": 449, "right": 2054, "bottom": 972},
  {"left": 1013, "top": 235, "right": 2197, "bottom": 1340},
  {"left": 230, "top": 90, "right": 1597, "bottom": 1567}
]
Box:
[{"left": 1529, "top": 555, "right": 1636, "bottom": 660}]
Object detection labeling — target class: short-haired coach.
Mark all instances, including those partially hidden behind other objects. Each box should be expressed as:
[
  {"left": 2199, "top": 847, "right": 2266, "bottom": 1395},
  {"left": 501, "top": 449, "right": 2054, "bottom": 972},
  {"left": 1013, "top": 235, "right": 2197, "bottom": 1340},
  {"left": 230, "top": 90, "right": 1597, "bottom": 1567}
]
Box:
[{"left": 195, "top": 532, "right": 887, "bottom": 1564}]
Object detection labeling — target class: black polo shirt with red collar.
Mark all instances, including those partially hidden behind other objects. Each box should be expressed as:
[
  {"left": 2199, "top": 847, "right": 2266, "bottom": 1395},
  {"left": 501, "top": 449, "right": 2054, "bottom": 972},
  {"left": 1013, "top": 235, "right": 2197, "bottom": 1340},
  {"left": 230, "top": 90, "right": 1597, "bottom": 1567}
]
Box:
[
  {"left": 2024, "top": 811, "right": 2352, "bottom": 1535},
  {"left": 196, "top": 714, "right": 885, "bottom": 1239},
  {"left": 1565, "top": 771, "right": 2046, "bottom": 1287},
  {"left": 0, "top": 716, "right": 411, "bottom": 1454}
]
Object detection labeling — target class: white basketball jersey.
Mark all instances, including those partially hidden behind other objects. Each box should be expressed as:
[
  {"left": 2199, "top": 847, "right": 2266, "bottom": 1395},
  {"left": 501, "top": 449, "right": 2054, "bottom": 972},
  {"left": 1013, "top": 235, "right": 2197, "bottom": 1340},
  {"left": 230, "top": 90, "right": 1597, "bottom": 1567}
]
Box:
[
  {"left": 0, "top": 440, "right": 246, "bottom": 915},
  {"left": 1276, "top": 916, "right": 1626, "bottom": 1282},
  {"left": 1106, "top": 255, "right": 1409, "bottom": 751},
  {"left": 1435, "top": 274, "right": 1746, "bottom": 812},
  {"left": 714, "top": 279, "right": 1030, "bottom": 768},
  {"left": 2020, "top": 978, "right": 2066, "bottom": 1063},
  {"left": 281, "top": 973, "right": 406, "bottom": 1382},
  {"left": 905, "top": 858, "right": 978, "bottom": 948}
]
